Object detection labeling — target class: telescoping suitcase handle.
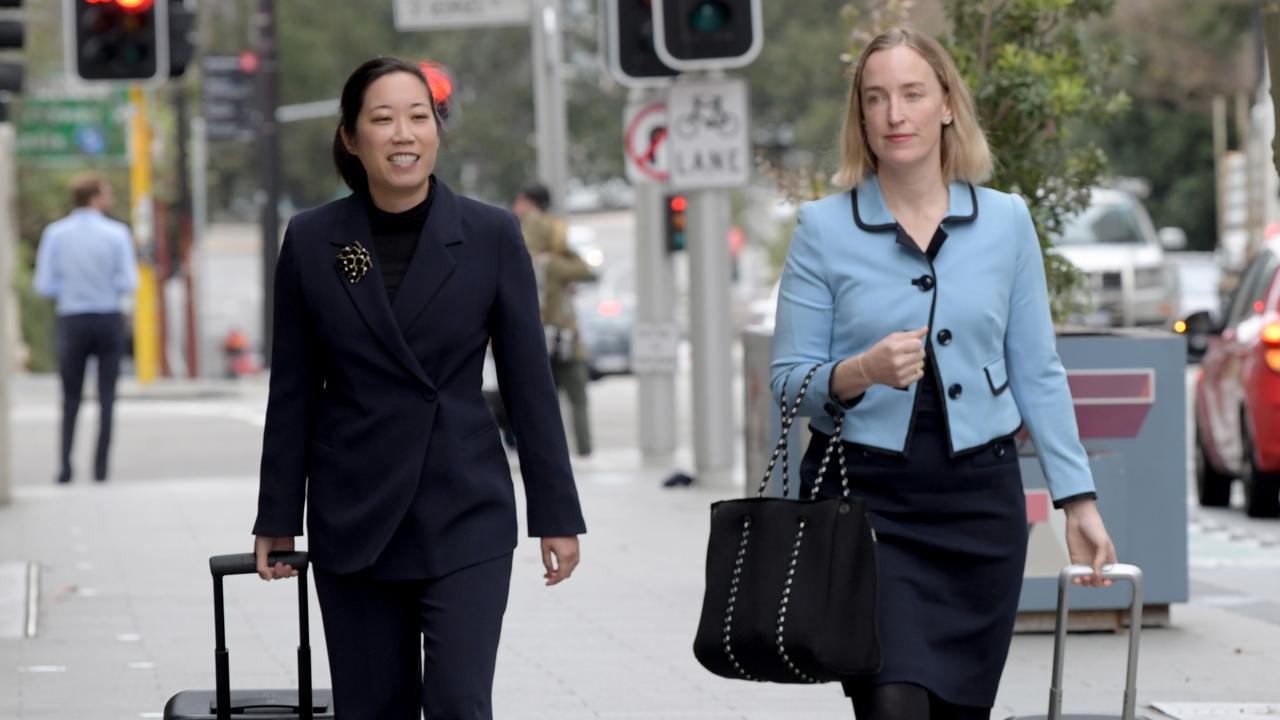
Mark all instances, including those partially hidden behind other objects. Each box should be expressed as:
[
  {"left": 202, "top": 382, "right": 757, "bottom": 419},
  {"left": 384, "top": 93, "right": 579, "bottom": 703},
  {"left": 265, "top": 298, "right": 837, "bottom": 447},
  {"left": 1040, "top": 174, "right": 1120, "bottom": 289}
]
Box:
[
  {"left": 209, "top": 552, "right": 313, "bottom": 720},
  {"left": 1048, "top": 563, "right": 1144, "bottom": 720}
]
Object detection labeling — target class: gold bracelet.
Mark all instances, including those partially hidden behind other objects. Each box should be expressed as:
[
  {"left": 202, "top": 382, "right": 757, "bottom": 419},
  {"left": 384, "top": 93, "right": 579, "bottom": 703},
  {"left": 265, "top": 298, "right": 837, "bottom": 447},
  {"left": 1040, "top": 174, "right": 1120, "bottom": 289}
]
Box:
[{"left": 855, "top": 354, "right": 872, "bottom": 385}]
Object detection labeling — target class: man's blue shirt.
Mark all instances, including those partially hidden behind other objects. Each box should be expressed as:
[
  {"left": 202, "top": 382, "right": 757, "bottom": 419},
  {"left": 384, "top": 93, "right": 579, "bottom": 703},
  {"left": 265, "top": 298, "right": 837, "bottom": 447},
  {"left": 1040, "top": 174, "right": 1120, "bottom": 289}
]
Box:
[{"left": 33, "top": 208, "right": 137, "bottom": 315}]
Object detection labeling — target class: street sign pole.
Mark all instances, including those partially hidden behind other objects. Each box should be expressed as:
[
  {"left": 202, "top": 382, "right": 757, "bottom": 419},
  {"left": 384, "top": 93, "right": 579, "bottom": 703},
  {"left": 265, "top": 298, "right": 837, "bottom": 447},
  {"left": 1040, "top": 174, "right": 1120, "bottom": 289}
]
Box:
[
  {"left": 0, "top": 124, "right": 14, "bottom": 506},
  {"left": 686, "top": 187, "right": 735, "bottom": 487},
  {"left": 257, "top": 0, "right": 280, "bottom": 367},
  {"left": 629, "top": 89, "right": 678, "bottom": 466},
  {"left": 190, "top": 115, "right": 213, "bottom": 378},
  {"left": 667, "top": 74, "right": 750, "bottom": 488},
  {"left": 529, "top": 0, "right": 569, "bottom": 214}
]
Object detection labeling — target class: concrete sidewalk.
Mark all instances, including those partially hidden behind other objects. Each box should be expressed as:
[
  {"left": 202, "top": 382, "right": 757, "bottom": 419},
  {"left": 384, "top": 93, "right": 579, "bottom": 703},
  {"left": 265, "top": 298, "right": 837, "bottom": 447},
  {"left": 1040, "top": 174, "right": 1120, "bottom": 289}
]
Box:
[
  {"left": 2, "top": 454, "right": 1279, "bottom": 719},
  {"left": 3, "top": 372, "right": 1280, "bottom": 719}
]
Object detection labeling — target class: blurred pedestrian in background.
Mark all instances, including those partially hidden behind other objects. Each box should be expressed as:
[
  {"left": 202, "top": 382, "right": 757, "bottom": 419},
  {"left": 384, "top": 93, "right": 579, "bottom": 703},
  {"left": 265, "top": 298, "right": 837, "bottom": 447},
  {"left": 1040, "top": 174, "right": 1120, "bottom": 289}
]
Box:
[
  {"left": 252, "top": 57, "right": 585, "bottom": 719},
  {"left": 771, "top": 28, "right": 1116, "bottom": 719},
  {"left": 513, "top": 183, "right": 596, "bottom": 457},
  {"left": 33, "top": 173, "right": 136, "bottom": 484}
]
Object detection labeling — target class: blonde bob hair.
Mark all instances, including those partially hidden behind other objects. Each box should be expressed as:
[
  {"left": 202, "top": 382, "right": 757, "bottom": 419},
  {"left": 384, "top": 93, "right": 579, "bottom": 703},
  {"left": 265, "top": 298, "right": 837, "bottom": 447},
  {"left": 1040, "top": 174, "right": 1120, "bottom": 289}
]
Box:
[{"left": 836, "top": 27, "right": 992, "bottom": 188}]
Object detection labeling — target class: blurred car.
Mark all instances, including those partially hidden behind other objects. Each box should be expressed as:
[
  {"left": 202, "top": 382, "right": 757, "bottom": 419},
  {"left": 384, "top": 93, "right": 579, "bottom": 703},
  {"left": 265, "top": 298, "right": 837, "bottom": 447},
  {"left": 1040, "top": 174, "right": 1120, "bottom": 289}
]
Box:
[
  {"left": 1051, "top": 188, "right": 1181, "bottom": 327},
  {"left": 1168, "top": 252, "right": 1225, "bottom": 361},
  {"left": 575, "top": 262, "right": 634, "bottom": 380},
  {"left": 1190, "top": 237, "right": 1280, "bottom": 517},
  {"left": 566, "top": 224, "right": 605, "bottom": 269}
]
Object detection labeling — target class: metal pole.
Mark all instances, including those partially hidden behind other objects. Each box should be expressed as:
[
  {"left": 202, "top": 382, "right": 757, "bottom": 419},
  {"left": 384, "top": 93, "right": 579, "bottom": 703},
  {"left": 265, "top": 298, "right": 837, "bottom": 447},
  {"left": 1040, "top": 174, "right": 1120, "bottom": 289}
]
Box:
[
  {"left": 633, "top": 174, "right": 677, "bottom": 465},
  {"left": 175, "top": 87, "right": 197, "bottom": 377},
  {"left": 687, "top": 189, "right": 736, "bottom": 486},
  {"left": 0, "top": 124, "right": 14, "bottom": 506},
  {"left": 1265, "top": 0, "right": 1280, "bottom": 179},
  {"left": 529, "top": 0, "right": 569, "bottom": 214},
  {"left": 257, "top": 0, "right": 280, "bottom": 367},
  {"left": 1213, "top": 94, "right": 1227, "bottom": 250},
  {"left": 190, "top": 116, "right": 211, "bottom": 377},
  {"left": 129, "top": 87, "right": 160, "bottom": 384}
]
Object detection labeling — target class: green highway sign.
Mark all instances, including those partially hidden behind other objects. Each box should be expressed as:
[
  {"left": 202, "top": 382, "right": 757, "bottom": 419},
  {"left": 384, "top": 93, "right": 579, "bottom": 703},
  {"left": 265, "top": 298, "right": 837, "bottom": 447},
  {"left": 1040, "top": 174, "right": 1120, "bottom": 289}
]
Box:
[{"left": 16, "top": 95, "right": 127, "bottom": 162}]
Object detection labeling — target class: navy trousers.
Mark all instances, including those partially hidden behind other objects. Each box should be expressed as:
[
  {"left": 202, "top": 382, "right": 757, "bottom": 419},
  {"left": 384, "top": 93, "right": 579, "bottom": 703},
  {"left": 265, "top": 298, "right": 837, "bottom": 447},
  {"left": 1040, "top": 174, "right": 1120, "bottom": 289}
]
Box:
[
  {"left": 55, "top": 312, "right": 125, "bottom": 482},
  {"left": 313, "top": 552, "right": 513, "bottom": 720}
]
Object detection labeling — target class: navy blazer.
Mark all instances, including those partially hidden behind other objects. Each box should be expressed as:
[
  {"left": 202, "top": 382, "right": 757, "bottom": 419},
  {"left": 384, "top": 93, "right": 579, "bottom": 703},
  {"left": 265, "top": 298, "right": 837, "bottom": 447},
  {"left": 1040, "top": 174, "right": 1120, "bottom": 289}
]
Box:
[{"left": 253, "top": 180, "right": 586, "bottom": 575}]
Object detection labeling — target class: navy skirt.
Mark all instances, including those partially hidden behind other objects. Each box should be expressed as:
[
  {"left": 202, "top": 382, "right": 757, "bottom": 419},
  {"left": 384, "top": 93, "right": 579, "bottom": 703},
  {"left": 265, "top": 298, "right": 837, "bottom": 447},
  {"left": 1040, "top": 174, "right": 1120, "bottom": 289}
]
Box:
[{"left": 799, "top": 399, "right": 1028, "bottom": 708}]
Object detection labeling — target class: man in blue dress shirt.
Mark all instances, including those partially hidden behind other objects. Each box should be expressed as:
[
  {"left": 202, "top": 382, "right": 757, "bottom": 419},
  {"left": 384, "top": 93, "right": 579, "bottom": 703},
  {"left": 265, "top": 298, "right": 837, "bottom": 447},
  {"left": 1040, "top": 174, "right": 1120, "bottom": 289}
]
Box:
[{"left": 33, "top": 174, "right": 137, "bottom": 483}]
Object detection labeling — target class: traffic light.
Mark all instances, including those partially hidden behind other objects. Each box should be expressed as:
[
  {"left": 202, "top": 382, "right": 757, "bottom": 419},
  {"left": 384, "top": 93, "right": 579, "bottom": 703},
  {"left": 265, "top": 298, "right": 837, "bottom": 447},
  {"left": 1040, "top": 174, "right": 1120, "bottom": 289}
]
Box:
[
  {"left": 64, "top": 0, "right": 170, "bottom": 83},
  {"left": 0, "top": 0, "right": 23, "bottom": 101},
  {"left": 666, "top": 194, "right": 687, "bottom": 252},
  {"left": 419, "top": 60, "right": 457, "bottom": 125},
  {"left": 653, "top": 0, "right": 762, "bottom": 71},
  {"left": 167, "top": 0, "right": 195, "bottom": 77},
  {"left": 605, "top": 0, "right": 678, "bottom": 86}
]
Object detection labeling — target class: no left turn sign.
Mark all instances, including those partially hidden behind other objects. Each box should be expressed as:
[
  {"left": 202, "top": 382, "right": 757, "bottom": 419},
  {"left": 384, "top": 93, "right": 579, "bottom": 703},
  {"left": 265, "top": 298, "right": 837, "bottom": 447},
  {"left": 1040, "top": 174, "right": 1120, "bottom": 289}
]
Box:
[{"left": 624, "top": 100, "right": 669, "bottom": 184}]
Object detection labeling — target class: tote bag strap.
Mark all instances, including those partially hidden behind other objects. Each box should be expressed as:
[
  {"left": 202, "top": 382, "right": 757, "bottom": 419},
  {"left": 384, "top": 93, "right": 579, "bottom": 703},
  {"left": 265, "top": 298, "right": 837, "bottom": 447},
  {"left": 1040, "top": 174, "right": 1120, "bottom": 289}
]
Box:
[{"left": 755, "top": 365, "right": 850, "bottom": 499}]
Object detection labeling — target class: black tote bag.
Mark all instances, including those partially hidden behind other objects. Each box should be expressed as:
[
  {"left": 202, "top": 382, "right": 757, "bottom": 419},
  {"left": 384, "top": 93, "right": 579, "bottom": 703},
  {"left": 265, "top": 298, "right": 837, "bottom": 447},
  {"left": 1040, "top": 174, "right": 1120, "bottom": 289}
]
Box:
[{"left": 693, "top": 365, "right": 881, "bottom": 683}]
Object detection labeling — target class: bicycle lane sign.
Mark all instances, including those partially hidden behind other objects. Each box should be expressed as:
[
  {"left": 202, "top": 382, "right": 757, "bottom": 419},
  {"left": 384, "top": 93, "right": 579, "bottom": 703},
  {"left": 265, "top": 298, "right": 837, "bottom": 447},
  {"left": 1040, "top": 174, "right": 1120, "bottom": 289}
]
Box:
[
  {"left": 667, "top": 77, "right": 751, "bottom": 190},
  {"left": 624, "top": 98, "right": 670, "bottom": 184}
]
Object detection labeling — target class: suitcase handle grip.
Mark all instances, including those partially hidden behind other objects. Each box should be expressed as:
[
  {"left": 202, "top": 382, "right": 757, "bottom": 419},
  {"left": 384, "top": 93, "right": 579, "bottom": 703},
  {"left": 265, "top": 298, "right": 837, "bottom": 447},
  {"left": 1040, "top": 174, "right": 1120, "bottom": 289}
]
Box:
[
  {"left": 210, "top": 551, "right": 309, "bottom": 577},
  {"left": 1048, "top": 563, "right": 1144, "bottom": 720},
  {"left": 209, "top": 552, "right": 313, "bottom": 720}
]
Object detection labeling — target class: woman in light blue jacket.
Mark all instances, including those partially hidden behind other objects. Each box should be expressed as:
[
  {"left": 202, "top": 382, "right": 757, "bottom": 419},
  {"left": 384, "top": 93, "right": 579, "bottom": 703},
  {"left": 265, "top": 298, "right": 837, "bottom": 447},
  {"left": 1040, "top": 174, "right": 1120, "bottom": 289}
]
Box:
[{"left": 771, "top": 28, "right": 1117, "bottom": 720}]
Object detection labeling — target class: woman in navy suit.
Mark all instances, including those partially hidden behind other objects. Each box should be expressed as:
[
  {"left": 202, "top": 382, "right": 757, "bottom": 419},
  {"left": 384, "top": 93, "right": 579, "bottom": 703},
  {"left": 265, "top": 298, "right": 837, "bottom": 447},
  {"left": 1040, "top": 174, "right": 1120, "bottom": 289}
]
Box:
[
  {"left": 251, "top": 57, "right": 585, "bottom": 719},
  {"left": 771, "top": 29, "right": 1116, "bottom": 719}
]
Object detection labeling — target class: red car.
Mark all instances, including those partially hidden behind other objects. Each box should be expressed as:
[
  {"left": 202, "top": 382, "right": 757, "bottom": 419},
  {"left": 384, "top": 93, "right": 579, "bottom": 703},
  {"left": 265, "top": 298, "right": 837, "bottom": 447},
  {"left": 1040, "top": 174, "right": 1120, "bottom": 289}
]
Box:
[{"left": 1193, "top": 239, "right": 1280, "bottom": 517}]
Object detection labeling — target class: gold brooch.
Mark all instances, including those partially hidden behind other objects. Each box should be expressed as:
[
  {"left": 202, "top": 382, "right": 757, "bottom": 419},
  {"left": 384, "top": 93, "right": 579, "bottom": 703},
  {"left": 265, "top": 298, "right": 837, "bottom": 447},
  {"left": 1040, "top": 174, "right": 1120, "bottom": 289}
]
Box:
[{"left": 336, "top": 241, "right": 372, "bottom": 284}]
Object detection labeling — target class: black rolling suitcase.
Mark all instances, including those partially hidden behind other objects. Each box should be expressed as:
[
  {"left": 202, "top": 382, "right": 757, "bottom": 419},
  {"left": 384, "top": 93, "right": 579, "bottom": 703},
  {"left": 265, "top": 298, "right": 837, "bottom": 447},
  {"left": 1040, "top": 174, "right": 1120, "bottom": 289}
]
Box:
[
  {"left": 163, "top": 552, "right": 335, "bottom": 720},
  {"left": 1005, "top": 563, "right": 1149, "bottom": 720}
]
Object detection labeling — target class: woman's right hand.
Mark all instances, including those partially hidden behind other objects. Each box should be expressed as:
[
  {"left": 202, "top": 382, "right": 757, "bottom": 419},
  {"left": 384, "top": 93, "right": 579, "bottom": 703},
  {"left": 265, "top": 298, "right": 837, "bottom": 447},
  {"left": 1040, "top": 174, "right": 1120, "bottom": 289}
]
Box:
[
  {"left": 254, "top": 535, "right": 298, "bottom": 581},
  {"left": 860, "top": 327, "right": 929, "bottom": 388}
]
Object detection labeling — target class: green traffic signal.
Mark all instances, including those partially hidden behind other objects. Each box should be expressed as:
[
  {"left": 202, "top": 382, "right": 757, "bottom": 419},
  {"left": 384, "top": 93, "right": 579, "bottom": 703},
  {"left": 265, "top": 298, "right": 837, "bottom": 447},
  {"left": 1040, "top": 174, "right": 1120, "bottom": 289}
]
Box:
[
  {"left": 653, "top": 0, "right": 760, "bottom": 70},
  {"left": 688, "top": 1, "right": 729, "bottom": 34}
]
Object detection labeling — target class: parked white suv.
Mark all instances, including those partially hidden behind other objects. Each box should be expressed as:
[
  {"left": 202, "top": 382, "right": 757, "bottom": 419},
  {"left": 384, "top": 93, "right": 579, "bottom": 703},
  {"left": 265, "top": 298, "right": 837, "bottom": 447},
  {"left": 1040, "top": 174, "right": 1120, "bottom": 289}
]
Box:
[{"left": 1051, "top": 187, "right": 1181, "bottom": 327}]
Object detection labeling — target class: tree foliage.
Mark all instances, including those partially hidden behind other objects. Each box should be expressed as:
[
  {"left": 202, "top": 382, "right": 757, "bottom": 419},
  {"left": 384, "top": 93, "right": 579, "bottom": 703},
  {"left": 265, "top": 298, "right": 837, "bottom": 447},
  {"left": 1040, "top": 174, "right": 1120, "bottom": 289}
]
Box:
[
  {"left": 775, "top": 0, "right": 1127, "bottom": 320},
  {"left": 946, "top": 0, "right": 1128, "bottom": 320},
  {"left": 1081, "top": 0, "right": 1255, "bottom": 251},
  {"left": 198, "top": 0, "right": 634, "bottom": 214}
]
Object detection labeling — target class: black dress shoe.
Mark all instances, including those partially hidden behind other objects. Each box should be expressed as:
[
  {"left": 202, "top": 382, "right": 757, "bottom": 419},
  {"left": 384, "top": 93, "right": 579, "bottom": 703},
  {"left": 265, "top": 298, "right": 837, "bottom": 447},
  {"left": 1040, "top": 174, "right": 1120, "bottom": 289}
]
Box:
[
  {"left": 55, "top": 472, "right": 72, "bottom": 484},
  {"left": 662, "top": 472, "right": 694, "bottom": 488}
]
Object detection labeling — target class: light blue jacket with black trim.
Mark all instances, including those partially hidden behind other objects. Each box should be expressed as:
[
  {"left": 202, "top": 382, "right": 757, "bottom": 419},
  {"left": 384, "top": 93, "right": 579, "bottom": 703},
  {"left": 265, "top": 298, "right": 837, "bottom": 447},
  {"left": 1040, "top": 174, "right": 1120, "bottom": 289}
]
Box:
[{"left": 769, "top": 175, "right": 1095, "bottom": 504}]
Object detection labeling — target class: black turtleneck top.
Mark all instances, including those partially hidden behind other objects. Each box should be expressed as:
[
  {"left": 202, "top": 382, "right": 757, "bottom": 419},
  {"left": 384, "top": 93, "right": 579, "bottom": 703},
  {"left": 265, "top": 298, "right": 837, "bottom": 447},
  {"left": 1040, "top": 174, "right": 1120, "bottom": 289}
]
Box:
[{"left": 365, "top": 177, "right": 435, "bottom": 305}]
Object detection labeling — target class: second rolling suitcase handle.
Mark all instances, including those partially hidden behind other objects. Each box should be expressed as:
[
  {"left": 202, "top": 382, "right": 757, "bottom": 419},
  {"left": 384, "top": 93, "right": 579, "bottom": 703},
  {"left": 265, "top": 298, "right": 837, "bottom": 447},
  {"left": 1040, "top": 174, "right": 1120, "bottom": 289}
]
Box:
[
  {"left": 210, "top": 552, "right": 313, "bottom": 720},
  {"left": 1048, "top": 563, "right": 1144, "bottom": 720}
]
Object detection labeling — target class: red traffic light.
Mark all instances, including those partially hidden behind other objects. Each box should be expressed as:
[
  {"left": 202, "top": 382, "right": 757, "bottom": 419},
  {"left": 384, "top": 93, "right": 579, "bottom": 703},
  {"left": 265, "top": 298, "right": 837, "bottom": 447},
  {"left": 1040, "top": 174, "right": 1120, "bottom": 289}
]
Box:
[
  {"left": 419, "top": 60, "right": 454, "bottom": 103},
  {"left": 670, "top": 195, "right": 687, "bottom": 212},
  {"left": 238, "top": 50, "right": 260, "bottom": 74},
  {"left": 86, "top": 0, "right": 154, "bottom": 11}
]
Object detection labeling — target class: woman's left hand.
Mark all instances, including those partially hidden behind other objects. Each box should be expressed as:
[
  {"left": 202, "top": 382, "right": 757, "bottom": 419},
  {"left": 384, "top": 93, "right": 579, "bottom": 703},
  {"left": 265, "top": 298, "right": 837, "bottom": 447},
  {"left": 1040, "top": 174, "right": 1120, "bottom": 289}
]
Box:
[
  {"left": 1063, "top": 499, "right": 1117, "bottom": 588},
  {"left": 540, "top": 536, "right": 580, "bottom": 586}
]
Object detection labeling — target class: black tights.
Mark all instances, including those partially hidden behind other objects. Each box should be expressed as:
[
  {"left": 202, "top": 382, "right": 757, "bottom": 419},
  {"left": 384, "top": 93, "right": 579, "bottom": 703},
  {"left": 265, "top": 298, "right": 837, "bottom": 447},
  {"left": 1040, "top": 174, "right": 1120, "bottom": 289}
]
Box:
[{"left": 850, "top": 682, "right": 990, "bottom": 720}]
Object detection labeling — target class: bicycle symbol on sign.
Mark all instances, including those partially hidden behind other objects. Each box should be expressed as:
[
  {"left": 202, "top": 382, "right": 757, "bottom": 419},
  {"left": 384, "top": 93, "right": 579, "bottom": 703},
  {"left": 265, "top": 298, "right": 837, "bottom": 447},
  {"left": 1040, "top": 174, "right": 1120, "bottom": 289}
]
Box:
[{"left": 674, "top": 93, "right": 740, "bottom": 139}]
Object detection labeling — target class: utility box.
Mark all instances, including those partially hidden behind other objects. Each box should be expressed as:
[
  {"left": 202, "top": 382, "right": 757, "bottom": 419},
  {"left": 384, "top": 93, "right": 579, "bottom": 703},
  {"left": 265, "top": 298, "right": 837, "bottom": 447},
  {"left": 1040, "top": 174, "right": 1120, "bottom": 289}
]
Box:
[{"left": 1017, "top": 328, "right": 1189, "bottom": 626}]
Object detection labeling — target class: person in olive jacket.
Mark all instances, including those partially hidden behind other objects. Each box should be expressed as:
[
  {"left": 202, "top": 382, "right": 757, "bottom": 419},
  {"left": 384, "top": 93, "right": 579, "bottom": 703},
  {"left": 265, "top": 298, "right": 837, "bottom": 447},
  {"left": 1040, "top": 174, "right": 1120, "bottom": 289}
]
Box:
[
  {"left": 252, "top": 58, "right": 585, "bottom": 720},
  {"left": 513, "top": 183, "right": 596, "bottom": 456}
]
